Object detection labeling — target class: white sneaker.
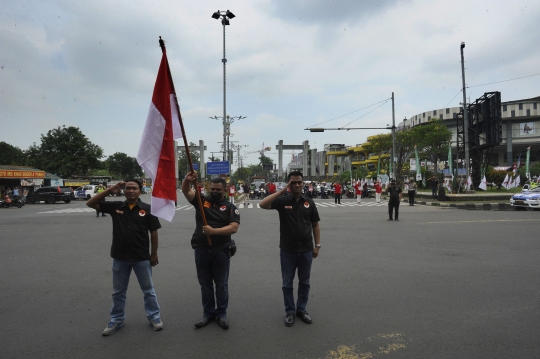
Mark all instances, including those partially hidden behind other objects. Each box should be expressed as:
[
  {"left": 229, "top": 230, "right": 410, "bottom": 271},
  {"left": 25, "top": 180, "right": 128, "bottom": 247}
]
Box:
[
  {"left": 102, "top": 321, "right": 124, "bottom": 336},
  {"left": 150, "top": 318, "right": 164, "bottom": 331}
]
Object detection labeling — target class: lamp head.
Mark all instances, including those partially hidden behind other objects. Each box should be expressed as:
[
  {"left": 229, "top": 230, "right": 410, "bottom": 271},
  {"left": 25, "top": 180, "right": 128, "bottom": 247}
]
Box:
[
  {"left": 222, "top": 18, "right": 230, "bottom": 25},
  {"left": 212, "top": 11, "right": 221, "bottom": 19},
  {"left": 226, "top": 10, "right": 235, "bottom": 19}
]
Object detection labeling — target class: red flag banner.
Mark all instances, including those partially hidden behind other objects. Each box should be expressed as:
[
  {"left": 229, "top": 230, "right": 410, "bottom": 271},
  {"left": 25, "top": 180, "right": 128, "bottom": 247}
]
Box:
[{"left": 137, "top": 52, "right": 183, "bottom": 222}]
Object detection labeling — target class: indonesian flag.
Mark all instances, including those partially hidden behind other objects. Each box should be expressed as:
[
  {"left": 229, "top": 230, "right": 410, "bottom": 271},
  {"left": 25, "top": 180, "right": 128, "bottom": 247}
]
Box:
[
  {"left": 515, "top": 174, "right": 521, "bottom": 187},
  {"left": 466, "top": 176, "right": 473, "bottom": 190},
  {"left": 478, "top": 176, "right": 487, "bottom": 190},
  {"left": 137, "top": 51, "right": 183, "bottom": 222}
]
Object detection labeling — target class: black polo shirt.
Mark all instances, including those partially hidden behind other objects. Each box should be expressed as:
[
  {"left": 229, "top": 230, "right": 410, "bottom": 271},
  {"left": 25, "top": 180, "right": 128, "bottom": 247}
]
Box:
[
  {"left": 100, "top": 199, "right": 161, "bottom": 261},
  {"left": 270, "top": 194, "right": 320, "bottom": 252},
  {"left": 189, "top": 196, "right": 240, "bottom": 249},
  {"left": 387, "top": 186, "right": 402, "bottom": 201}
]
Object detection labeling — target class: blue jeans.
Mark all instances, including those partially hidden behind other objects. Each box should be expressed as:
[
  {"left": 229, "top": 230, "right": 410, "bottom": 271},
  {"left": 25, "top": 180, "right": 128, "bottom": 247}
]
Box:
[
  {"left": 110, "top": 259, "right": 161, "bottom": 323},
  {"left": 280, "top": 249, "right": 313, "bottom": 314},
  {"left": 194, "top": 248, "right": 231, "bottom": 318}
]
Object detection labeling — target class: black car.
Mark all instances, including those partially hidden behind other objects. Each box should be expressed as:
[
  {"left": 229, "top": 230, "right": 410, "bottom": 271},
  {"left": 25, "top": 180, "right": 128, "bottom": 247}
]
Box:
[{"left": 27, "top": 186, "right": 75, "bottom": 204}]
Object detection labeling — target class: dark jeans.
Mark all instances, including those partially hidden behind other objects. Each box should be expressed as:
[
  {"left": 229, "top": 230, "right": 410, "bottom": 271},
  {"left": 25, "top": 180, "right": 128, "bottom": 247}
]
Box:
[
  {"left": 408, "top": 190, "right": 415, "bottom": 205},
  {"left": 280, "top": 249, "right": 313, "bottom": 314},
  {"left": 334, "top": 193, "right": 341, "bottom": 204},
  {"left": 431, "top": 187, "right": 437, "bottom": 199},
  {"left": 194, "top": 247, "right": 231, "bottom": 319},
  {"left": 388, "top": 199, "right": 400, "bottom": 219}
]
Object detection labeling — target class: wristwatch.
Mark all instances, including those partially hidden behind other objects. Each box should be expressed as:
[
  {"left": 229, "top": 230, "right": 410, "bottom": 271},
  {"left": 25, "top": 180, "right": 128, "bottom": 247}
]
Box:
[{"left": 315, "top": 244, "right": 321, "bottom": 248}]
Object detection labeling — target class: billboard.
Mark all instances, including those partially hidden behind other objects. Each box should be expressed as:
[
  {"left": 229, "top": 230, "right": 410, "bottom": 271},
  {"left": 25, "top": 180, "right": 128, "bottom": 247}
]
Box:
[{"left": 207, "top": 161, "right": 230, "bottom": 175}]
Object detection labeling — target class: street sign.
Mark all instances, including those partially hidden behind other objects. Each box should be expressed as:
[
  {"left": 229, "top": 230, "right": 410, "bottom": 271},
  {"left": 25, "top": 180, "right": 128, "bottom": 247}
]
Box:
[
  {"left": 193, "top": 163, "right": 199, "bottom": 170},
  {"left": 207, "top": 161, "right": 230, "bottom": 175}
]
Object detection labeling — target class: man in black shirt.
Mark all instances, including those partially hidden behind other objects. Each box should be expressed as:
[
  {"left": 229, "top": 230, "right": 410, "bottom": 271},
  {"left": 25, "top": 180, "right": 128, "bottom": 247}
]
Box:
[
  {"left": 260, "top": 171, "right": 321, "bottom": 327},
  {"left": 387, "top": 180, "right": 402, "bottom": 221},
  {"left": 182, "top": 172, "right": 240, "bottom": 330},
  {"left": 86, "top": 179, "right": 163, "bottom": 336}
]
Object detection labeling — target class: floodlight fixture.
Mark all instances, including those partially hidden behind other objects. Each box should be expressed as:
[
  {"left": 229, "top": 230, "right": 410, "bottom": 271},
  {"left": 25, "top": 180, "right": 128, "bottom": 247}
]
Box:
[
  {"left": 222, "top": 18, "right": 230, "bottom": 26},
  {"left": 226, "top": 10, "right": 235, "bottom": 18},
  {"left": 212, "top": 11, "right": 221, "bottom": 19}
]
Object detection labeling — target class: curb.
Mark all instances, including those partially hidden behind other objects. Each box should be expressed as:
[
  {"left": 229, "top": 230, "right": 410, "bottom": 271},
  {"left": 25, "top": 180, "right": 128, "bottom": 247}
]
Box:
[{"left": 400, "top": 199, "right": 517, "bottom": 211}]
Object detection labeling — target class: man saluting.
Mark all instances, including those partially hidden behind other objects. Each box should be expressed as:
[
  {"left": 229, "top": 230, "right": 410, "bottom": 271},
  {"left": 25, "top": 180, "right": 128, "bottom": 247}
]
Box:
[
  {"left": 86, "top": 179, "right": 164, "bottom": 336},
  {"left": 260, "top": 171, "right": 321, "bottom": 327}
]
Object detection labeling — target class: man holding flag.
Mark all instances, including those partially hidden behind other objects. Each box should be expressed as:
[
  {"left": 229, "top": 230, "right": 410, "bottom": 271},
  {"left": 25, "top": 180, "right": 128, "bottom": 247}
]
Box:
[{"left": 182, "top": 172, "right": 240, "bottom": 330}]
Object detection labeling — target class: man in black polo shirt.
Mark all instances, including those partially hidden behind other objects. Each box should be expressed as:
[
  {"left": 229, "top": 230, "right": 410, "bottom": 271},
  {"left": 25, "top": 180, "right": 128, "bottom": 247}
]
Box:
[
  {"left": 260, "top": 171, "right": 321, "bottom": 327},
  {"left": 182, "top": 172, "right": 240, "bottom": 330},
  {"left": 387, "top": 180, "right": 403, "bottom": 221},
  {"left": 86, "top": 179, "right": 164, "bottom": 336}
]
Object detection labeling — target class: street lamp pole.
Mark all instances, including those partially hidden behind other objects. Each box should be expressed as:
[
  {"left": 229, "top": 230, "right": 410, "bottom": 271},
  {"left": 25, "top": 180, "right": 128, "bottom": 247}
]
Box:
[{"left": 212, "top": 9, "right": 236, "bottom": 162}]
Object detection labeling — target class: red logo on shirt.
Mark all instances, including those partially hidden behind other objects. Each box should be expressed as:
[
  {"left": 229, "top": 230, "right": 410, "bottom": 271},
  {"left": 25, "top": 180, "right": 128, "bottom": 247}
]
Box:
[
  {"left": 139, "top": 210, "right": 146, "bottom": 217},
  {"left": 304, "top": 202, "right": 310, "bottom": 208},
  {"left": 220, "top": 205, "right": 227, "bottom": 211}
]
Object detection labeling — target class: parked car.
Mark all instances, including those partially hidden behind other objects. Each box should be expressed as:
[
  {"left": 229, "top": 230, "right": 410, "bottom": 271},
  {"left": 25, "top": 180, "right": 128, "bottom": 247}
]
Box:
[
  {"left": 510, "top": 186, "right": 540, "bottom": 209},
  {"left": 27, "top": 186, "right": 75, "bottom": 204}
]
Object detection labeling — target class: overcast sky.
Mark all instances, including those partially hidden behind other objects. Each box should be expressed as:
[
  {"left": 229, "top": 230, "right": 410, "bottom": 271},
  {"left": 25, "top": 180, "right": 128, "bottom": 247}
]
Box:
[{"left": 2, "top": 0, "right": 539, "bottom": 170}]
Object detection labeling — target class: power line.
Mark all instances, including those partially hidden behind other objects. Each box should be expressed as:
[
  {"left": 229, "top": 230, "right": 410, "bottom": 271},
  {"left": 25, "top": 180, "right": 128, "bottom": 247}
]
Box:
[
  {"left": 467, "top": 72, "right": 540, "bottom": 88},
  {"left": 341, "top": 99, "right": 391, "bottom": 128},
  {"left": 308, "top": 97, "right": 391, "bottom": 127},
  {"left": 443, "top": 89, "right": 463, "bottom": 108}
]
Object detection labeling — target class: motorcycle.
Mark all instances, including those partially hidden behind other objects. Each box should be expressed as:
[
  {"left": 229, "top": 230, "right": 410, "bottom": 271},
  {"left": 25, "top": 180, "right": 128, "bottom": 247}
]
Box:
[
  {"left": 361, "top": 187, "right": 373, "bottom": 198},
  {"left": 249, "top": 188, "right": 255, "bottom": 199},
  {"left": 346, "top": 188, "right": 355, "bottom": 198},
  {"left": 2, "top": 195, "right": 22, "bottom": 208},
  {"left": 258, "top": 188, "right": 266, "bottom": 199}
]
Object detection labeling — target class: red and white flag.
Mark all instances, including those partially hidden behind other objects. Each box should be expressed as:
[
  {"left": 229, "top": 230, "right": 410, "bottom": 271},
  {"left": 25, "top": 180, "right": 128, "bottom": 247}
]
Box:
[{"left": 137, "top": 52, "right": 183, "bottom": 222}]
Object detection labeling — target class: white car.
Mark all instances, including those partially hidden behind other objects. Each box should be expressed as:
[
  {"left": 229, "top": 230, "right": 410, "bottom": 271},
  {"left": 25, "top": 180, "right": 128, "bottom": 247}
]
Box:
[{"left": 75, "top": 185, "right": 99, "bottom": 200}]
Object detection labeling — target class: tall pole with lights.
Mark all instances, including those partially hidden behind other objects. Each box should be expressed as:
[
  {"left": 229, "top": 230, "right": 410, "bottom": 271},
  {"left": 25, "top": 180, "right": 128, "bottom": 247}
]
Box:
[
  {"left": 212, "top": 9, "right": 236, "bottom": 162},
  {"left": 460, "top": 42, "right": 470, "bottom": 188}
]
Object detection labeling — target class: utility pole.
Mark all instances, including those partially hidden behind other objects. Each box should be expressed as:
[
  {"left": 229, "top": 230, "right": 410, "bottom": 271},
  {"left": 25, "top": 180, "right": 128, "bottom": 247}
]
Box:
[
  {"left": 460, "top": 42, "right": 470, "bottom": 189},
  {"left": 391, "top": 92, "right": 396, "bottom": 181}
]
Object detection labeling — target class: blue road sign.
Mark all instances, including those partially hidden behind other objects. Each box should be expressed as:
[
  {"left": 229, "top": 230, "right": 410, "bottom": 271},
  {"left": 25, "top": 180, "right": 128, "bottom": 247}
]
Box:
[
  {"left": 193, "top": 163, "right": 199, "bottom": 170},
  {"left": 207, "top": 161, "right": 230, "bottom": 175}
]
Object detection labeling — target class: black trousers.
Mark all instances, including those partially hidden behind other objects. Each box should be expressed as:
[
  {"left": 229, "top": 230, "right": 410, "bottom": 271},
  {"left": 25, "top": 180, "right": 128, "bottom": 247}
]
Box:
[
  {"left": 408, "top": 190, "right": 415, "bottom": 205},
  {"left": 388, "top": 199, "right": 400, "bottom": 219},
  {"left": 334, "top": 193, "right": 341, "bottom": 204}
]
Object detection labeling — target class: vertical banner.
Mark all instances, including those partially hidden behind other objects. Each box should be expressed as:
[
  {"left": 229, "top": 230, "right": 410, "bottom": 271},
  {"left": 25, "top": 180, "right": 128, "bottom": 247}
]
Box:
[
  {"left": 448, "top": 144, "right": 453, "bottom": 178},
  {"left": 525, "top": 146, "right": 531, "bottom": 179},
  {"left": 415, "top": 146, "right": 421, "bottom": 181}
]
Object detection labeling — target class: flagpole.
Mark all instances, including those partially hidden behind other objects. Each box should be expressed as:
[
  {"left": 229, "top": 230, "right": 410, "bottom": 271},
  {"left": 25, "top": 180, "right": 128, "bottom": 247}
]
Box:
[{"left": 159, "top": 37, "right": 212, "bottom": 245}]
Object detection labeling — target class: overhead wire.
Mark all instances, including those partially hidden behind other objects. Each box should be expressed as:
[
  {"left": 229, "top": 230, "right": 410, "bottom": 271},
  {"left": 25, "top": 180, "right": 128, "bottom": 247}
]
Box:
[
  {"left": 308, "top": 97, "right": 391, "bottom": 127},
  {"left": 467, "top": 72, "right": 540, "bottom": 88},
  {"left": 341, "top": 98, "right": 391, "bottom": 128}
]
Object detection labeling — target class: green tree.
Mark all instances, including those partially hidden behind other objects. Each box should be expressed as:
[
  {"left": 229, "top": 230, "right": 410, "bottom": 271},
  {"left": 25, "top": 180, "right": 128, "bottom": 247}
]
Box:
[
  {"left": 107, "top": 152, "right": 143, "bottom": 179},
  {"left": 0, "top": 142, "right": 26, "bottom": 165},
  {"left": 178, "top": 142, "right": 200, "bottom": 178},
  {"left": 26, "top": 126, "right": 103, "bottom": 177}
]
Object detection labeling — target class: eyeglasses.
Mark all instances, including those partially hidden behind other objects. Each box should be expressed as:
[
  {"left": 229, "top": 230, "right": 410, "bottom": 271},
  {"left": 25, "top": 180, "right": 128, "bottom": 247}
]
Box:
[{"left": 289, "top": 181, "right": 303, "bottom": 185}]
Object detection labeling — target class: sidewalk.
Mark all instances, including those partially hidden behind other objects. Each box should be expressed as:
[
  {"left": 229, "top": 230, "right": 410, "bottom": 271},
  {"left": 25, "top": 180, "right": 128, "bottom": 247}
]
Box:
[{"left": 401, "top": 191, "right": 520, "bottom": 211}]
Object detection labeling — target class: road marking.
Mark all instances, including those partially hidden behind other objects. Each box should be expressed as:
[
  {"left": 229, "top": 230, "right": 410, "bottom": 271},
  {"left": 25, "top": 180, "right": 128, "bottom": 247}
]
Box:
[
  {"left": 427, "top": 218, "right": 540, "bottom": 224},
  {"left": 37, "top": 208, "right": 95, "bottom": 214}
]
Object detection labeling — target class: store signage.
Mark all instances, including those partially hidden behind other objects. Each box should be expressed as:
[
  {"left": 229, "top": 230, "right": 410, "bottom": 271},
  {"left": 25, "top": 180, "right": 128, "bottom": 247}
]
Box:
[{"left": 0, "top": 170, "right": 45, "bottom": 178}]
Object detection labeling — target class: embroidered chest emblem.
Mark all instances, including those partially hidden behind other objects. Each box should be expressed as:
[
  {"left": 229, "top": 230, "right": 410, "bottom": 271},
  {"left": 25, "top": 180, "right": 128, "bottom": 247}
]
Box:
[
  {"left": 304, "top": 202, "right": 310, "bottom": 208},
  {"left": 220, "top": 205, "right": 227, "bottom": 211},
  {"left": 139, "top": 210, "right": 146, "bottom": 217},
  {"left": 204, "top": 201, "right": 211, "bottom": 208},
  {"left": 116, "top": 209, "right": 124, "bottom": 214}
]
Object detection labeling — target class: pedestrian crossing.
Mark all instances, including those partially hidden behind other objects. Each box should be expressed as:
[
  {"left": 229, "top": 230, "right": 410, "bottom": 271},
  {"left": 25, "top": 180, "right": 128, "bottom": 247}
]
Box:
[{"left": 36, "top": 201, "right": 388, "bottom": 214}]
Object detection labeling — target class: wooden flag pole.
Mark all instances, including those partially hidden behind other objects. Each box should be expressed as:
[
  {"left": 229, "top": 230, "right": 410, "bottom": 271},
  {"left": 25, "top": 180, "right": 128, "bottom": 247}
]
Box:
[{"left": 159, "top": 36, "right": 212, "bottom": 245}]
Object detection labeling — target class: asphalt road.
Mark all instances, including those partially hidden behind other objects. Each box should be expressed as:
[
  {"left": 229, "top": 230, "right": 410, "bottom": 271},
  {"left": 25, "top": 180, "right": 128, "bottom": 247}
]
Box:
[{"left": 1, "top": 194, "right": 539, "bottom": 358}]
